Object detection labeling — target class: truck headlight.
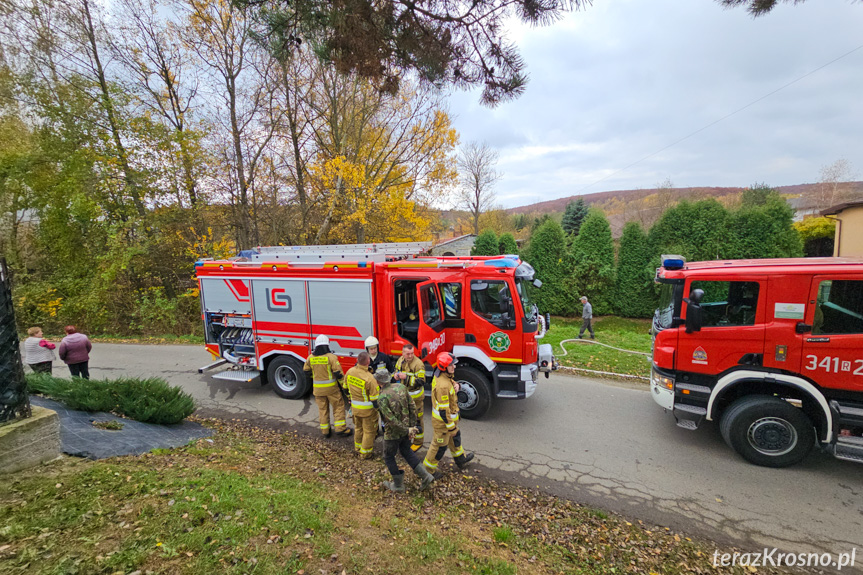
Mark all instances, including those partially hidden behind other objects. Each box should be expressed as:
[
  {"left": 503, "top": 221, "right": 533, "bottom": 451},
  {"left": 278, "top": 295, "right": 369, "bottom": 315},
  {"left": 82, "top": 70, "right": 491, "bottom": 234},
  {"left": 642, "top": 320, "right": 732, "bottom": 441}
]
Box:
[{"left": 651, "top": 370, "right": 674, "bottom": 390}]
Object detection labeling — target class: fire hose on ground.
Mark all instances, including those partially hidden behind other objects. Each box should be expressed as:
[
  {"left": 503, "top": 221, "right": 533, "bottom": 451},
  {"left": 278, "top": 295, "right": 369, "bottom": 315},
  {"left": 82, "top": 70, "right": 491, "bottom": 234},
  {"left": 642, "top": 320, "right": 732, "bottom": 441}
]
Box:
[{"left": 557, "top": 338, "right": 651, "bottom": 381}]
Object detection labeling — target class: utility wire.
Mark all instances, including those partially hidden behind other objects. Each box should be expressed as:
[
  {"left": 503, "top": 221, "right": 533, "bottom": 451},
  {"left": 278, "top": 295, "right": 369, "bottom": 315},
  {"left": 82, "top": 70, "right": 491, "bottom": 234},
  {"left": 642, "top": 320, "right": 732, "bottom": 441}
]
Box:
[{"left": 572, "top": 42, "right": 863, "bottom": 196}]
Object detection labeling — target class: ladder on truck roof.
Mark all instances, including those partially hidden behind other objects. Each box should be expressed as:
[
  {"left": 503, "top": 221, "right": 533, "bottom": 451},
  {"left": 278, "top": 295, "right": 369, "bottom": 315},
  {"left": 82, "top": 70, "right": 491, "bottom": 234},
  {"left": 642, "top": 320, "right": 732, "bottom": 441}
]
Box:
[{"left": 252, "top": 242, "right": 432, "bottom": 263}]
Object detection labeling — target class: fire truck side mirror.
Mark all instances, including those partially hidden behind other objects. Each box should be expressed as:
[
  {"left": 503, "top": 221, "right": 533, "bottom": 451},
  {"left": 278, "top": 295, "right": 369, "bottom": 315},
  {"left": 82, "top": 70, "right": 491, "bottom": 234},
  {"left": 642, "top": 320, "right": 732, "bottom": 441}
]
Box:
[
  {"left": 421, "top": 347, "right": 429, "bottom": 358},
  {"left": 683, "top": 289, "right": 705, "bottom": 333}
]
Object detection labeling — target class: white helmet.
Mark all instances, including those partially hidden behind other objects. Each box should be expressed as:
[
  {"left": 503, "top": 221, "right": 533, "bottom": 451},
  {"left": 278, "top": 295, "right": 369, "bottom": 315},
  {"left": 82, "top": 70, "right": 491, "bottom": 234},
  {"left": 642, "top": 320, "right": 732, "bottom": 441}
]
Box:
[
  {"left": 364, "top": 336, "right": 379, "bottom": 348},
  {"left": 315, "top": 334, "right": 329, "bottom": 347}
]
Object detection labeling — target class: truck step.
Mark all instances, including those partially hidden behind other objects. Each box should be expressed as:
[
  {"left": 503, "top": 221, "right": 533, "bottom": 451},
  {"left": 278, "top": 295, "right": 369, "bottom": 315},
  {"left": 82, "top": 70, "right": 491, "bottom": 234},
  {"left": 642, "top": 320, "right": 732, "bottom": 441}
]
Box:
[
  {"left": 834, "top": 436, "right": 863, "bottom": 463},
  {"left": 211, "top": 369, "right": 261, "bottom": 383},
  {"left": 673, "top": 404, "right": 707, "bottom": 430}
]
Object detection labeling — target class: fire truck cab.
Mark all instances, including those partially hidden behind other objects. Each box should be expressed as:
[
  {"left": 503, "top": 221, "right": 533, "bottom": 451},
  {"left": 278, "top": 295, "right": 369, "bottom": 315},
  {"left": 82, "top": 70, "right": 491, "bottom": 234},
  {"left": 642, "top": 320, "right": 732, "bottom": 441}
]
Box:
[
  {"left": 651, "top": 256, "right": 863, "bottom": 467},
  {"left": 196, "top": 243, "right": 557, "bottom": 419}
]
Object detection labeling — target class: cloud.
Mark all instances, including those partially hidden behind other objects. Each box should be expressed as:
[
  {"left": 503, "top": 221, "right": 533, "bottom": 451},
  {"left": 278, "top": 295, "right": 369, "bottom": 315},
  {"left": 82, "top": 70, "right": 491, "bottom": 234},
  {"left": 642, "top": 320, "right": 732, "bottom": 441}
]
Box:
[{"left": 449, "top": 0, "right": 863, "bottom": 207}]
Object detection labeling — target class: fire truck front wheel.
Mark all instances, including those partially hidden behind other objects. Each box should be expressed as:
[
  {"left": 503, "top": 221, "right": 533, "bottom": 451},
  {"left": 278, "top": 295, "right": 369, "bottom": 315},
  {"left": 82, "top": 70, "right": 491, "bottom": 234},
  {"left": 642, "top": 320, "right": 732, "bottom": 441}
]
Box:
[
  {"left": 455, "top": 366, "right": 492, "bottom": 420},
  {"left": 720, "top": 395, "right": 815, "bottom": 468},
  {"left": 267, "top": 356, "right": 310, "bottom": 399}
]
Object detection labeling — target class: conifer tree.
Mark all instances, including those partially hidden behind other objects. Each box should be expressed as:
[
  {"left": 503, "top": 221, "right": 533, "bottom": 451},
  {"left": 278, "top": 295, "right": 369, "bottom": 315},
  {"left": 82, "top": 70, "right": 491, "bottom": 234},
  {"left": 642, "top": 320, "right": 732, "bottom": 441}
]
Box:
[
  {"left": 471, "top": 229, "right": 499, "bottom": 256},
  {"left": 498, "top": 232, "right": 518, "bottom": 255},
  {"left": 615, "top": 222, "right": 656, "bottom": 318},
  {"left": 570, "top": 209, "right": 616, "bottom": 315},
  {"left": 562, "top": 198, "right": 588, "bottom": 235}
]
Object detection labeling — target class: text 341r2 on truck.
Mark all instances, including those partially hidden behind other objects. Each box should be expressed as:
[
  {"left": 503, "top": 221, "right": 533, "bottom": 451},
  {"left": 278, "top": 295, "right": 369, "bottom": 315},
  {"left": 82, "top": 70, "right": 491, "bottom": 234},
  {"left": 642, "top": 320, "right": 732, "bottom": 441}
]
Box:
[
  {"left": 195, "top": 242, "right": 558, "bottom": 419},
  {"left": 651, "top": 255, "right": 863, "bottom": 467}
]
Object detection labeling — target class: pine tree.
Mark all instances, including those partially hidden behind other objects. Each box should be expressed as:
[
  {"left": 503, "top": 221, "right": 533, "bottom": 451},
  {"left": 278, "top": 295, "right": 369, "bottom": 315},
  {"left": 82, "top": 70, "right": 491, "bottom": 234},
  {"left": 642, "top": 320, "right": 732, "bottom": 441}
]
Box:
[
  {"left": 523, "top": 220, "right": 577, "bottom": 315},
  {"left": 570, "top": 209, "right": 616, "bottom": 315},
  {"left": 562, "top": 198, "right": 588, "bottom": 235},
  {"left": 471, "top": 229, "right": 499, "bottom": 255},
  {"left": 615, "top": 222, "right": 656, "bottom": 318},
  {"left": 498, "top": 232, "right": 518, "bottom": 255}
]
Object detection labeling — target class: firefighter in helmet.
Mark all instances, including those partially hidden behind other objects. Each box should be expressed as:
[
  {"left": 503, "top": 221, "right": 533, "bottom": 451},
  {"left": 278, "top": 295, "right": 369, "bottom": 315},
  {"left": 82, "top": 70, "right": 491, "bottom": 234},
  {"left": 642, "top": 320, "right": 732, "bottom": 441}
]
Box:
[
  {"left": 365, "top": 335, "right": 394, "bottom": 375},
  {"left": 303, "top": 335, "right": 351, "bottom": 438},
  {"left": 423, "top": 352, "right": 475, "bottom": 477},
  {"left": 394, "top": 343, "right": 426, "bottom": 452},
  {"left": 345, "top": 351, "right": 380, "bottom": 459}
]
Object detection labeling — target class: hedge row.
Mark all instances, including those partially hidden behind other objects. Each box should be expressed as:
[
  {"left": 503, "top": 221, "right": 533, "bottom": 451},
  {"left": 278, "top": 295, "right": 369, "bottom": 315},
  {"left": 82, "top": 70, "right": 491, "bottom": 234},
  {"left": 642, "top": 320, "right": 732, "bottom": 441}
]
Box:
[{"left": 27, "top": 374, "right": 196, "bottom": 425}]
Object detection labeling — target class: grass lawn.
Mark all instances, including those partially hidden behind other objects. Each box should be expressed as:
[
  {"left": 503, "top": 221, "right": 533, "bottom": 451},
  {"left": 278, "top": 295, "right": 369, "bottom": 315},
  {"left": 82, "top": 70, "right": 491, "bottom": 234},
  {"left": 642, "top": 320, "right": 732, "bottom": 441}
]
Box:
[
  {"left": 543, "top": 316, "right": 653, "bottom": 379},
  {"left": 0, "top": 419, "right": 790, "bottom": 575}
]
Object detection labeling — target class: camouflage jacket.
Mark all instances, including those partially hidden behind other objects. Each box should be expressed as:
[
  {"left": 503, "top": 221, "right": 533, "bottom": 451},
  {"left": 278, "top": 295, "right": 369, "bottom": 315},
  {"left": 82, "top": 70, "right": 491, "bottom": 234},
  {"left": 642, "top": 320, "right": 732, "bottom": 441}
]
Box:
[{"left": 377, "top": 381, "right": 418, "bottom": 440}]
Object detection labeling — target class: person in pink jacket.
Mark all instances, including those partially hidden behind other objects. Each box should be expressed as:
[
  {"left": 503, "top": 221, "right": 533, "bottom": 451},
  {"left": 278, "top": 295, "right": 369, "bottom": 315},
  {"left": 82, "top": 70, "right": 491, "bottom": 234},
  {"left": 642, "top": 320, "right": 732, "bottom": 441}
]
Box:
[
  {"left": 58, "top": 325, "right": 92, "bottom": 379},
  {"left": 24, "top": 326, "right": 56, "bottom": 374}
]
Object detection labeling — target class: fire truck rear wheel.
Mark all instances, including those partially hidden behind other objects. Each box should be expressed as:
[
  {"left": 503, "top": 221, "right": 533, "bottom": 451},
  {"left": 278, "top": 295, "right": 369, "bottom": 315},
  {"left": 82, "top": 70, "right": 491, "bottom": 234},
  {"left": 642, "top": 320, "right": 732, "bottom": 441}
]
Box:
[
  {"left": 267, "top": 356, "right": 310, "bottom": 399},
  {"left": 720, "top": 395, "right": 815, "bottom": 468},
  {"left": 454, "top": 366, "right": 491, "bottom": 420}
]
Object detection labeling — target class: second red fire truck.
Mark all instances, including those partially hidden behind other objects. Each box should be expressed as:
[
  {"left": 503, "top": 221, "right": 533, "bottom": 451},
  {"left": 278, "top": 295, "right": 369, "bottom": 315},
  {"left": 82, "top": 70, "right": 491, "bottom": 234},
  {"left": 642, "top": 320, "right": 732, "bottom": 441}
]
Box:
[
  {"left": 651, "top": 255, "right": 863, "bottom": 467},
  {"left": 196, "top": 242, "right": 557, "bottom": 419}
]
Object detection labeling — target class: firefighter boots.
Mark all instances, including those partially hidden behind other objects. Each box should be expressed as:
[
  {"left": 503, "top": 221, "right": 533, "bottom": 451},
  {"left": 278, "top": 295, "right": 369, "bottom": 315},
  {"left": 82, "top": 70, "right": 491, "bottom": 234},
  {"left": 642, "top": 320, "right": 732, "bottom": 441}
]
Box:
[
  {"left": 454, "top": 453, "right": 475, "bottom": 470},
  {"left": 381, "top": 470, "right": 405, "bottom": 493},
  {"left": 413, "top": 463, "right": 435, "bottom": 491},
  {"left": 335, "top": 428, "right": 353, "bottom": 437}
]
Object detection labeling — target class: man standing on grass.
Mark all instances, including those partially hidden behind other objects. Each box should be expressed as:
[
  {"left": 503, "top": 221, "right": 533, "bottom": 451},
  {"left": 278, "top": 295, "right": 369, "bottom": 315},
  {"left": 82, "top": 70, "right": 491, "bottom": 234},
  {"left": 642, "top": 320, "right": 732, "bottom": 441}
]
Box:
[
  {"left": 345, "top": 352, "right": 380, "bottom": 459},
  {"left": 374, "top": 370, "right": 435, "bottom": 492},
  {"left": 578, "top": 296, "right": 595, "bottom": 340}
]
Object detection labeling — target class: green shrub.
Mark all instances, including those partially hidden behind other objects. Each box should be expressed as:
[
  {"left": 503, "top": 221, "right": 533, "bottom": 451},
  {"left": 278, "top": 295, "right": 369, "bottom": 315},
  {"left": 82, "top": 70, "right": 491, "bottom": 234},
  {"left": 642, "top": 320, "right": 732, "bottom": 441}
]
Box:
[
  {"left": 615, "top": 222, "right": 656, "bottom": 318},
  {"left": 570, "top": 209, "right": 616, "bottom": 315},
  {"left": 26, "top": 374, "right": 195, "bottom": 424},
  {"left": 498, "top": 232, "right": 518, "bottom": 255},
  {"left": 471, "top": 229, "right": 499, "bottom": 255}
]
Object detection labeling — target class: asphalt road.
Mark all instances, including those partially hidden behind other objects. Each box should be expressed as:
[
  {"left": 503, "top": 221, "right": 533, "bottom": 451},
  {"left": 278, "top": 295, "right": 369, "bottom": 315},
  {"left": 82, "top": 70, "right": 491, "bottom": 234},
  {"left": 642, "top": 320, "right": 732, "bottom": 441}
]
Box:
[{"left": 48, "top": 344, "right": 863, "bottom": 565}]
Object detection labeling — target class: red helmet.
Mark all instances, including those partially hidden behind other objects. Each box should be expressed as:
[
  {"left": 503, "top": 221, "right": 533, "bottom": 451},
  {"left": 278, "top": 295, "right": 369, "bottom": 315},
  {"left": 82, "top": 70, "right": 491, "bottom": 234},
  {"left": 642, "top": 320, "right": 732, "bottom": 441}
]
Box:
[{"left": 437, "top": 352, "right": 457, "bottom": 369}]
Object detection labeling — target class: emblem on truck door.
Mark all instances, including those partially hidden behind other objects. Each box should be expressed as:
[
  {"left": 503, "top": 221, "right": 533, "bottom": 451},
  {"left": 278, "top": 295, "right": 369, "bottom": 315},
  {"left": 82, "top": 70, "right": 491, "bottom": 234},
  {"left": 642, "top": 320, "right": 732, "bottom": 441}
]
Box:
[
  {"left": 266, "top": 288, "right": 293, "bottom": 312},
  {"left": 692, "top": 347, "right": 708, "bottom": 365},
  {"left": 488, "top": 331, "right": 511, "bottom": 353}
]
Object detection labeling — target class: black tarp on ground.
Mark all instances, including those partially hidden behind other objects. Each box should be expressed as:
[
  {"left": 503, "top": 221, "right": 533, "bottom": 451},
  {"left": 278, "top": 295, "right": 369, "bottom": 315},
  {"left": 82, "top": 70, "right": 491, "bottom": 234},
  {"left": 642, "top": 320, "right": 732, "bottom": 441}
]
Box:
[{"left": 29, "top": 396, "right": 212, "bottom": 459}]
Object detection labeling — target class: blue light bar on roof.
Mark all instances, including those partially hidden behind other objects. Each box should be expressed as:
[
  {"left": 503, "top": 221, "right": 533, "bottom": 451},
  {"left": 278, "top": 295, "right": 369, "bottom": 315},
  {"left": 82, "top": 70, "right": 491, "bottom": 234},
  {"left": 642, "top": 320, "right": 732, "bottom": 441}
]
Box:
[
  {"left": 486, "top": 258, "right": 518, "bottom": 268},
  {"left": 661, "top": 254, "right": 686, "bottom": 270}
]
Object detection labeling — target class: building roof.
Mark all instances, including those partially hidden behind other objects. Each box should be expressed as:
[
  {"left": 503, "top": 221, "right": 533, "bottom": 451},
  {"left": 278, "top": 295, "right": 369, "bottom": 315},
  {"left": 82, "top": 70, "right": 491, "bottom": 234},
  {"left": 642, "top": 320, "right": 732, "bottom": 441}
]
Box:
[
  {"left": 431, "top": 233, "right": 477, "bottom": 248},
  {"left": 821, "top": 198, "right": 863, "bottom": 216}
]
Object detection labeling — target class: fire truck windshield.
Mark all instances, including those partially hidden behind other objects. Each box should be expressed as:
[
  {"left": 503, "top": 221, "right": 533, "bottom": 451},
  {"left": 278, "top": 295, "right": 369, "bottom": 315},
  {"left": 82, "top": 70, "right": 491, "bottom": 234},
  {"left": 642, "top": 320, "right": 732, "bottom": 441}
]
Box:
[
  {"left": 655, "top": 282, "right": 679, "bottom": 331},
  {"left": 516, "top": 278, "right": 538, "bottom": 321}
]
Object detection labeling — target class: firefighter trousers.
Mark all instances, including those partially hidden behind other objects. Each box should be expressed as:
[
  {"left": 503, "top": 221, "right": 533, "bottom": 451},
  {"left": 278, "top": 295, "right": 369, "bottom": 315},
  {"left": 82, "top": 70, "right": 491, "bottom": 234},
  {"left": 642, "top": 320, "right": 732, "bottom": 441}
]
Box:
[
  {"left": 411, "top": 395, "right": 425, "bottom": 448},
  {"left": 315, "top": 388, "right": 347, "bottom": 435},
  {"left": 353, "top": 412, "right": 378, "bottom": 457},
  {"left": 423, "top": 421, "right": 465, "bottom": 472}
]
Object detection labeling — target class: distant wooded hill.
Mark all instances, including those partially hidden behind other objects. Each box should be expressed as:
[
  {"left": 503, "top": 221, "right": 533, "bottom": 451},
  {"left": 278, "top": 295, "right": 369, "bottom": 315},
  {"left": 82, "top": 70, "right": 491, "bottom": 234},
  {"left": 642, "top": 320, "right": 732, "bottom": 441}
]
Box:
[
  {"left": 506, "top": 182, "right": 863, "bottom": 215},
  {"left": 505, "top": 181, "right": 863, "bottom": 238}
]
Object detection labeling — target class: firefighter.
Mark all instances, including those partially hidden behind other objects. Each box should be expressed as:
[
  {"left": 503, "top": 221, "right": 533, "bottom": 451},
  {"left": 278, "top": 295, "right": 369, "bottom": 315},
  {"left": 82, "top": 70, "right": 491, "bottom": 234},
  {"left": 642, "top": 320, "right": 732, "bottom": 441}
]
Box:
[
  {"left": 303, "top": 335, "right": 351, "bottom": 438},
  {"left": 365, "top": 336, "right": 394, "bottom": 375},
  {"left": 394, "top": 343, "right": 426, "bottom": 452},
  {"left": 423, "top": 352, "right": 475, "bottom": 477},
  {"left": 345, "top": 351, "right": 380, "bottom": 459},
  {"left": 374, "top": 370, "right": 435, "bottom": 492}
]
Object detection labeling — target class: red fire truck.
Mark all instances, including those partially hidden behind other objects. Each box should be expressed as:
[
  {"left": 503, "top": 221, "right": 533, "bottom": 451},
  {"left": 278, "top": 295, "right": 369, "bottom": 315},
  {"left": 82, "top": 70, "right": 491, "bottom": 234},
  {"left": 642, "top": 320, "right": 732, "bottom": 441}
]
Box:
[
  {"left": 650, "top": 256, "right": 863, "bottom": 467},
  {"left": 196, "top": 243, "right": 557, "bottom": 419}
]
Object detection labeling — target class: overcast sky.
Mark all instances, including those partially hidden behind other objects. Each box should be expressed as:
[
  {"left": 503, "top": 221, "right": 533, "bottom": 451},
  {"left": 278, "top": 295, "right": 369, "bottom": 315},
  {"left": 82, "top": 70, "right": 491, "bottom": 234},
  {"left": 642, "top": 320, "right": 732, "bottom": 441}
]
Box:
[{"left": 447, "top": 0, "right": 863, "bottom": 209}]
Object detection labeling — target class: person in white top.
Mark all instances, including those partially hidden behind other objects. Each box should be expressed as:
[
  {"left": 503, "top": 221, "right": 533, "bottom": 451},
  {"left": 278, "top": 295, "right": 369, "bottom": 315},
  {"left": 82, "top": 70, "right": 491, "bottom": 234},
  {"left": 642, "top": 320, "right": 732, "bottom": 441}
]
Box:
[{"left": 24, "top": 326, "right": 56, "bottom": 374}]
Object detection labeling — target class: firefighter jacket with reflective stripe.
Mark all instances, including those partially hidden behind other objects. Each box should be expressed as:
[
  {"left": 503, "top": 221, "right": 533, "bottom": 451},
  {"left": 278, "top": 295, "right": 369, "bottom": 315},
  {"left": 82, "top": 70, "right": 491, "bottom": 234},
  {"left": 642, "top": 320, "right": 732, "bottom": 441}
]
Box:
[
  {"left": 303, "top": 352, "right": 344, "bottom": 397},
  {"left": 395, "top": 356, "right": 426, "bottom": 400},
  {"left": 431, "top": 371, "right": 459, "bottom": 429},
  {"left": 345, "top": 366, "right": 380, "bottom": 417}
]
